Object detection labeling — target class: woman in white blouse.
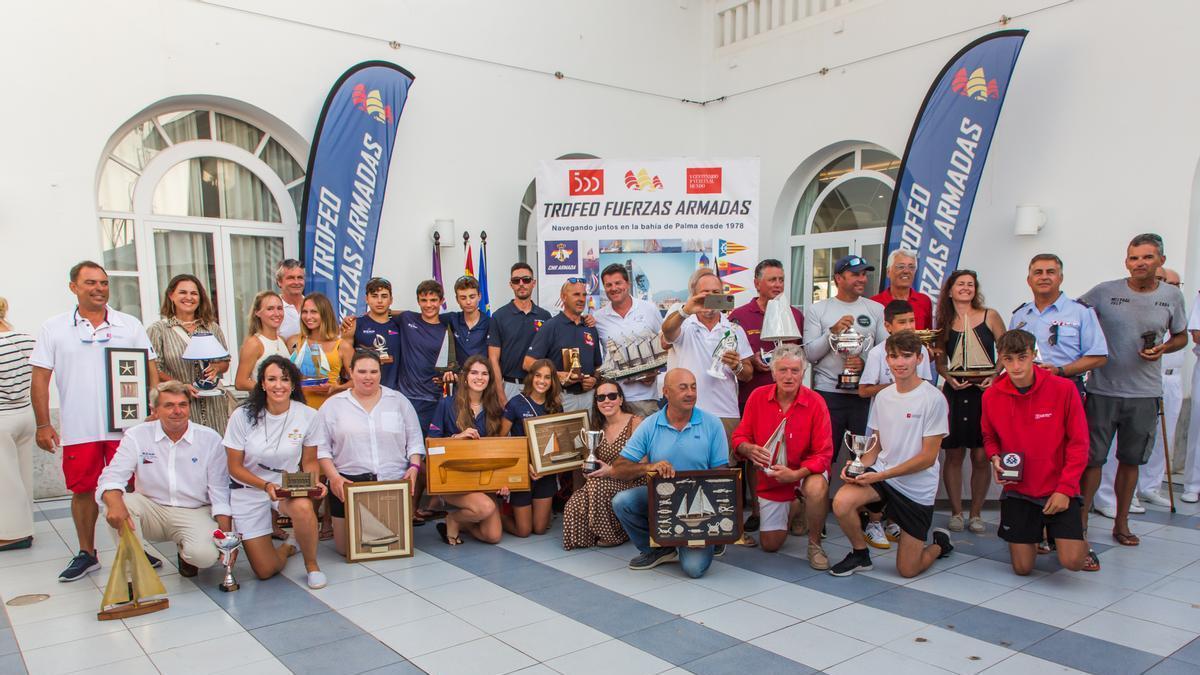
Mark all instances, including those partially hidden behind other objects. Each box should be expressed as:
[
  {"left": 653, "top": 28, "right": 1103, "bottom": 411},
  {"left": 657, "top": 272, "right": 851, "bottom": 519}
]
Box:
[
  {"left": 224, "top": 355, "right": 327, "bottom": 589},
  {"left": 314, "top": 351, "right": 424, "bottom": 557}
]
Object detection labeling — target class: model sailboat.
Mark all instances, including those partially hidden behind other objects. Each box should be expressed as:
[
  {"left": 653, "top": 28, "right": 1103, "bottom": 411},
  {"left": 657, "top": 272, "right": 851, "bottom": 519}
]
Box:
[
  {"left": 359, "top": 504, "right": 400, "bottom": 547},
  {"left": 677, "top": 488, "right": 717, "bottom": 527},
  {"left": 541, "top": 431, "right": 581, "bottom": 463},
  {"left": 946, "top": 315, "right": 996, "bottom": 380},
  {"left": 98, "top": 525, "right": 168, "bottom": 620},
  {"left": 762, "top": 418, "right": 788, "bottom": 473}
]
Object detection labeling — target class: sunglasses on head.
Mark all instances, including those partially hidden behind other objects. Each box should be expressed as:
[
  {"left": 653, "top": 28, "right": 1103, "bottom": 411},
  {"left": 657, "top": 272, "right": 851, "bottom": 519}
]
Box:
[
  {"left": 565, "top": 277, "right": 586, "bottom": 284},
  {"left": 510, "top": 276, "right": 534, "bottom": 285},
  {"left": 594, "top": 392, "right": 621, "bottom": 402}
]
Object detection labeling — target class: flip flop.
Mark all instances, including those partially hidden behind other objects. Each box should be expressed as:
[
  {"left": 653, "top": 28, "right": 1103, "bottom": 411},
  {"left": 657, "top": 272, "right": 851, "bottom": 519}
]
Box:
[
  {"left": 1036, "top": 540, "right": 1054, "bottom": 555},
  {"left": 417, "top": 509, "right": 448, "bottom": 520},
  {"left": 1082, "top": 549, "right": 1100, "bottom": 572},
  {"left": 436, "top": 522, "right": 462, "bottom": 546},
  {"left": 318, "top": 526, "right": 334, "bottom": 541},
  {"left": 1113, "top": 531, "right": 1140, "bottom": 546}
]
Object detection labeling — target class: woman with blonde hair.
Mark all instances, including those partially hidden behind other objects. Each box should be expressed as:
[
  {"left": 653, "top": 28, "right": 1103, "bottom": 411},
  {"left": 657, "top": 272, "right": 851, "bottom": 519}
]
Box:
[
  {"left": 286, "top": 292, "right": 352, "bottom": 409},
  {"left": 0, "top": 297, "right": 36, "bottom": 550},
  {"left": 234, "top": 291, "right": 289, "bottom": 392}
]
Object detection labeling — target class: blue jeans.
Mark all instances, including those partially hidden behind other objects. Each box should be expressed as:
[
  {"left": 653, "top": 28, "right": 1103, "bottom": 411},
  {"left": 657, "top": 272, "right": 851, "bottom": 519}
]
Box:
[{"left": 612, "top": 486, "right": 714, "bottom": 579}]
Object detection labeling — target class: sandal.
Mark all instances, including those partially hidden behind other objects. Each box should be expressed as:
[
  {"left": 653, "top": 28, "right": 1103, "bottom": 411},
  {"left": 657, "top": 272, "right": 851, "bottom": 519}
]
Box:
[
  {"left": 417, "top": 509, "right": 448, "bottom": 521},
  {"left": 318, "top": 526, "right": 334, "bottom": 541},
  {"left": 436, "top": 522, "right": 462, "bottom": 546},
  {"left": 271, "top": 528, "right": 289, "bottom": 541},
  {"left": 1113, "top": 531, "right": 1140, "bottom": 546},
  {"left": 1082, "top": 549, "right": 1101, "bottom": 572},
  {"left": 1036, "top": 540, "right": 1054, "bottom": 555}
]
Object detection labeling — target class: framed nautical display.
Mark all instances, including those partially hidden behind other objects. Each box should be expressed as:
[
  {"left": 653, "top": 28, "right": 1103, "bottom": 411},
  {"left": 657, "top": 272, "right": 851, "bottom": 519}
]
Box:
[
  {"left": 522, "top": 410, "right": 591, "bottom": 475},
  {"left": 344, "top": 480, "right": 413, "bottom": 562},
  {"left": 104, "top": 347, "right": 150, "bottom": 432},
  {"left": 648, "top": 469, "right": 743, "bottom": 548},
  {"left": 424, "top": 437, "right": 531, "bottom": 494}
]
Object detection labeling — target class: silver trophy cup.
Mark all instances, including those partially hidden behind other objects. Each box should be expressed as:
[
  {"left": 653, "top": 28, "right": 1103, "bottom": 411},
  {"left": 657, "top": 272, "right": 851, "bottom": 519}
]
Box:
[
  {"left": 828, "top": 327, "right": 873, "bottom": 390},
  {"left": 579, "top": 429, "right": 603, "bottom": 473},
  {"left": 213, "top": 531, "right": 244, "bottom": 592},
  {"left": 707, "top": 329, "right": 740, "bottom": 380},
  {"left": 844, "top": 431, "right": 879, "bottom": 479}
]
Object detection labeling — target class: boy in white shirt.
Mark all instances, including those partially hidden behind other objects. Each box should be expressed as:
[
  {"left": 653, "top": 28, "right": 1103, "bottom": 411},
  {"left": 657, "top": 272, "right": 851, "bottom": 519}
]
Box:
[{"left": 830, "top": 331, "right": 953, "bottom": 578}]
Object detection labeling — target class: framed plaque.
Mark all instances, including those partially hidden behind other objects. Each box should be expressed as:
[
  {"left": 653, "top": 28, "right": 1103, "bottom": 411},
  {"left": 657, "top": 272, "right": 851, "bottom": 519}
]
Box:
[
  {"left": 424, "top": 437, "right": 531, "bottom": 494},
  {"left": 105, "top": 347, "right": 150, "bottom": 432},
  {"left": 648, "top": 469, "right": 743, "bottom": 548},
  {"left": 523, "top": 410, "right": 590, "bottom": 475},
  {"left": 344, "top": 480, "right": 413, "bottom": 562}
]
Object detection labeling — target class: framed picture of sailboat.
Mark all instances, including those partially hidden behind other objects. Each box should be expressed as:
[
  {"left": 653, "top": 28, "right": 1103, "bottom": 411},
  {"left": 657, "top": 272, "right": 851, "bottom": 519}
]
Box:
[
  {"left": 523, "top": 410, "right": 591, "bottom": 475},
  {"left": 343, "top": 480, "right": 414, "bottom": 562},
  {"left": 648, "top": 469, "right": 743, "bottom": 548}
]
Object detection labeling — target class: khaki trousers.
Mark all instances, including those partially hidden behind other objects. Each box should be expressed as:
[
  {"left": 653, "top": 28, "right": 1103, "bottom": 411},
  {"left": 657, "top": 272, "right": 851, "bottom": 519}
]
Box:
[
  {"left": 0, "top": 408, "right": 35, "bottom": 540},
  {"left": 109, "top": 492, "right": 221, "bottom": 569}
]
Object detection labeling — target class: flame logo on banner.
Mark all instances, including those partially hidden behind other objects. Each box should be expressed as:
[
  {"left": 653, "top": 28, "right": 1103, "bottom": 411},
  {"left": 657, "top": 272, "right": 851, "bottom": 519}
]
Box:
[
  {"left": 624, "top": 169, "right": 664, "bottom": 191},
  {"left": 950, "top": 67, "right": 999, "bottom": 101},
  {"left": 351, "top": 83, "right": 395, "bottom": 123}
]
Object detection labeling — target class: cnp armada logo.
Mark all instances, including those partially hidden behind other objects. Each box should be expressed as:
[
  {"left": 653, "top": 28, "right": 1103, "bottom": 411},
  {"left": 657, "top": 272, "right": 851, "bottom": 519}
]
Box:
[
  {"left": 544, "top": 241, "right": 579, "bottom": 274},
  {"left": 351, "top": 83, "right": 395, "bottom": 123},
  {"left": 624, "top": 169, "right": 663, "bottom": 192},
  {"left": 686, "top": 167, "right": 722, "bottom": 194},
  {"left": 569, "top": 169, "right": 604, "bottom": 196},
  {"left": 950, "top": 67, "right": 999, "bottom": 102}
]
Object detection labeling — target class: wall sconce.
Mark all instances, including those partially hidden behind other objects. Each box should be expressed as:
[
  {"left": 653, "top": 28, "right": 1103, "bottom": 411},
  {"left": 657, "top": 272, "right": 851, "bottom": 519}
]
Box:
[
  {"left": 433, "top": 219, "right": 456, "bottom": 246},
  {"left": 1014, "top": 205, "right": 1046, "bottom": 236}
]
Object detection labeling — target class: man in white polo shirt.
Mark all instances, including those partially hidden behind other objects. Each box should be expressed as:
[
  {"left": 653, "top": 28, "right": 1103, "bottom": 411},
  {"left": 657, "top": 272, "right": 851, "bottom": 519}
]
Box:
[
  {"left": 276, "top": 258, "right": 305, "bottom": 340},
  {"left": 97, "top": 381, "right": 231, "bottom": 577},
  {"left": 593, "top": 263, "right": 664, "bottom": 418},
  {"left": 31, "top": 261, "right": 159, "bottom": 582}
]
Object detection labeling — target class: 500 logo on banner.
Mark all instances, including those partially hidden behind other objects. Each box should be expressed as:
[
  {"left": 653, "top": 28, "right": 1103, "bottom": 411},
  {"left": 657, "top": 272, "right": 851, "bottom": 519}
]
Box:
[{"left": 535, "top": 158, "right": 760, "bottom": 312}]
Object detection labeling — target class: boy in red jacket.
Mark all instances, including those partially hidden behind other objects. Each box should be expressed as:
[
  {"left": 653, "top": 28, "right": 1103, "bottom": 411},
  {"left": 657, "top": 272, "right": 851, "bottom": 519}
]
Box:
[{"left": 983, "top": 330, "right": 1090, "bottom": 575}]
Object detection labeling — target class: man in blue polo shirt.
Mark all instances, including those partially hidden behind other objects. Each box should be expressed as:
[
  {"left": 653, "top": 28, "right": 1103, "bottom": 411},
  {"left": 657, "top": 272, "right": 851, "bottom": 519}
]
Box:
[
  {"left": 610, "top": 369, "right": 729, "bottom": 578},
  {"left": 487, "top": 263, "right": 552, "bottom": 404},
  {"left": 351, "top": 277, "right": 403, "bottom": 390},
  {"left": 524, "top": 279, "right": 601, "bottom": 411},
  {"left": 445, "top": 276, "right": 490, "bottom": 360},
  {"left": 396, "top": 280, "right": 452, "bottom": 433}
]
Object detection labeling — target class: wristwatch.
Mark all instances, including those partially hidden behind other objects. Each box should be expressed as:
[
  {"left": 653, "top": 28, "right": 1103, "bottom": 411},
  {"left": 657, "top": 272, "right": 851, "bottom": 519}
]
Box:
[{"left": 1055, "top": 366, "right": 1065, "bottom": 377}]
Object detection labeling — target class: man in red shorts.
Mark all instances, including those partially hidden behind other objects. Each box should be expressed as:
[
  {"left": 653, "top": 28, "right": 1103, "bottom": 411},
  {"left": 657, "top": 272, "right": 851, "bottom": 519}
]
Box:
[
  {"left": 983, "top": 329, "right": 1089, "bottom": 575},
  {"left": 31, "top": 261, "right": 158, "bottom": 581}
]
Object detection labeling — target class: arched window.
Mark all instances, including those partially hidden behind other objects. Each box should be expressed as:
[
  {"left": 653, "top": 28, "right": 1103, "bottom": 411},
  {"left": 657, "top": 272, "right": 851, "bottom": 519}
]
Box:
[
  {"left": 517, "top": 153, "right": 599, "bottom": 276},
  {"left": 784, "top": 146, "right": 899, "bottom": 308},
  {"left": 96, "top": 103, "right": 307, "bottom": 346}
]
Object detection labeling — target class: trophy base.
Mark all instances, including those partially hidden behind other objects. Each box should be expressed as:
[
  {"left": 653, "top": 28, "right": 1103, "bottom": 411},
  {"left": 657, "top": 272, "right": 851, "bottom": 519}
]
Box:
[
  {"left": 301, "top": 378, "right": 330, "bottom": 387},
  {"left": 275, "top": 488, "right": 323, "bottom": 499},
  {"left": 998, "top": 469, "right": 1022, "bottom": 482},
  {"left": 836, "top": 373, "right": 861, "bottom": 390},
  {"left": 193, "top": 388, "right": 224, "bottom": 397},
  {"left": 845, "top": 461, "right": 867, "bottom": 479},
  {"left": 219, "top": 582, "right": 239, "bottom": 593},
  {"left": 706, "top": 367, "right": 729, "bottom": 381}
]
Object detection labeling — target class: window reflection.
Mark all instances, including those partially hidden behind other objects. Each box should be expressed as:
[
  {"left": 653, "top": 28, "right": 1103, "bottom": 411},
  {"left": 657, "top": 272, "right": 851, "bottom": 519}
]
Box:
[{"left": 153, "top": 157, "right": 281, "bottom": 222}]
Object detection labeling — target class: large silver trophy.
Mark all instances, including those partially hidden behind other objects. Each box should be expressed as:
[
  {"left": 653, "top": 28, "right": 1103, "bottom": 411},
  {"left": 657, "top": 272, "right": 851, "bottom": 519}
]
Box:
[
  {"left": 213, "top": 530, "right": 244, "bottom": 592},
  {"left": 579, "top": 429, "right": 603, "bottom": 473},
  {"left": 707, "top": 328, "right": 740, "bottom": 380},
  {"left": 828, "top": 326, "right": 873, "bottom": 390},
  {"left": 759, "top": 294, "right": 801, "bottom": 365},
  {"left": 843, "top": 431, "right": 879, "bottom": 479}
]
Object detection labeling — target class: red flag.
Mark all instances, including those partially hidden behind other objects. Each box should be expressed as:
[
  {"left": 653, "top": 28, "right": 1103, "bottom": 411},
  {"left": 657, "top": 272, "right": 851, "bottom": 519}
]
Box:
[{"left": 464, "top": 245, "right": 475, "bottom": 277}]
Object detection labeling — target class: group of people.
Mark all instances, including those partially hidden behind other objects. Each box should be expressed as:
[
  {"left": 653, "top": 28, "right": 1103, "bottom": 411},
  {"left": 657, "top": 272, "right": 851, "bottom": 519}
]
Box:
[{"left": 0, "top": 230, "right": 1197, "bottom": 593}]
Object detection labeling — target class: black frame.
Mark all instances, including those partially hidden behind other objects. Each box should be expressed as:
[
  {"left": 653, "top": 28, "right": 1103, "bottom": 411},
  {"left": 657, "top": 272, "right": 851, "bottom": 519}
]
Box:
[
  {"left": 648, "top": 468, "right": 743, "bottom": 548},
  {"left": 105, "top": 347, "right": 150, "bottom": 432}
]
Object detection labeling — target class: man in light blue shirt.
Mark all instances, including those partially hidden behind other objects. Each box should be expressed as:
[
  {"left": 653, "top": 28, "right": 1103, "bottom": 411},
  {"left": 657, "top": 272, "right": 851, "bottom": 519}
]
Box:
[{"left": 610, "top": 369, "right": 729, "bottom": 577}]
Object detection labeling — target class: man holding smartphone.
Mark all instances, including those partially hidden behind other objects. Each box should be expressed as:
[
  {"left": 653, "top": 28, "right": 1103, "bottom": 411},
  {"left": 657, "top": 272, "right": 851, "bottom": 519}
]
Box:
[{"left": 982, "top": 330, "right": 1090, "bottom": 576}]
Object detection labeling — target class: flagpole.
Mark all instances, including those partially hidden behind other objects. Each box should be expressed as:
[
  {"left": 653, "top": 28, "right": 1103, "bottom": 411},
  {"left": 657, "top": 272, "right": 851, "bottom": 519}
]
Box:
[
  {"left": 479, "top": 231, "right": 491, "bottom": 316},
  {"left": 432, "top": 229, "right": 446, "bottom": 309}
]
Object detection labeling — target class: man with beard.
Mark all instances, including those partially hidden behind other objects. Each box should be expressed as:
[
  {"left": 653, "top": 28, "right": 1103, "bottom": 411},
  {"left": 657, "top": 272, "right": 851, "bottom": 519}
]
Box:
[
  {"left": 488, "top": 263, "right": 552, "bottom": 403},
  {"left": 871, "top": 249, "right": 932, "bottom": 330}
]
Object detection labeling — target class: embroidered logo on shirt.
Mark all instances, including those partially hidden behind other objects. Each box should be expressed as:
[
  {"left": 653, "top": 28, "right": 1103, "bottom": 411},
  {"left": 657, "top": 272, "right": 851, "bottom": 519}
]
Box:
[
  {"left": 534, "top": 320, "right": 544, "bottom": 331},
  {"left": 906, "top": 413, "right": 922, "bottom": 419},
  {"left": 584, "top": 332, "right": 595, "bottom": 346},
  {"left": 287, "top": 429, "right": 304, "bottom": 441},
  {"left": 140, "top": 449, "right": 156, "bottom": 464},
  {"left": 1034, "top": 412, "right": 1053, "bottom": 420},
  {"left": 191, "top": 457, "right": 198, "bottom": 463}
]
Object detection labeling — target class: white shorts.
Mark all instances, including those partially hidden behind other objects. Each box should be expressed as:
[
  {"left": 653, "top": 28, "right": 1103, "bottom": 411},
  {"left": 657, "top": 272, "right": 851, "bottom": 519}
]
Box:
[
  {"left": 757, "top": 497, "right": 793, "bottom": 533},
  {"left": 230, "top": 487, "right": 275, "bottom": 540}
]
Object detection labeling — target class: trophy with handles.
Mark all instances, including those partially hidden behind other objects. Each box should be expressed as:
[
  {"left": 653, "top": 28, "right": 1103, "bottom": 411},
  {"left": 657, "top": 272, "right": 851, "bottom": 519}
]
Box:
[{"left": 844, "top": 431, "right": 878, "bottom": 479}]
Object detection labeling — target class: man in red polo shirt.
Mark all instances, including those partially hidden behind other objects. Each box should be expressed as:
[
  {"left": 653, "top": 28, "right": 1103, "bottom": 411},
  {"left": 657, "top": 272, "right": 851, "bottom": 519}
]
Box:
[
  {"left": 983, "top": 329, "right": 1089, "bottom": 575},
  {"left": 731, "top": 344, "right": 832, "bottom": 569},
  {"left": 870, "top": 249, "right": 932, "bottom": 330}
]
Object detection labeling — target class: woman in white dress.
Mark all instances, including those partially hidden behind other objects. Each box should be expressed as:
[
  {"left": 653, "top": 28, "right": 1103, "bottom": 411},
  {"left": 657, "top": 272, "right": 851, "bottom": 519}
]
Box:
[
  {"left": 223, "top": 355, "right": 328, "bottom": 589},
  {"left": 234, "top": 291, "right": 289, "bottom": 392}
]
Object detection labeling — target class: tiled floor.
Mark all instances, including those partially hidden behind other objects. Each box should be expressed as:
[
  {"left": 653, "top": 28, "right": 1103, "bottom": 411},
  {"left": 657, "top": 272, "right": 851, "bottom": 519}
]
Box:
[{"left": 4, "top": 495, "right": 1200, "bottom": 674}]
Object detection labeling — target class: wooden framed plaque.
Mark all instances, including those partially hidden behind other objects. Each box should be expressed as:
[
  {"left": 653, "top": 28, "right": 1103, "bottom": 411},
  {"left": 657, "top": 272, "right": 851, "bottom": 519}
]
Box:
[
  {"left": 105, "top": 347, "right": 150, "bottom": 432},
  {"left": 523, "top": 410, "right": 590, "bottom": 475},
  {"left": 424, "top": 437, "right": 531, "bottom": 494},
  {"left": 648, "top": 469, "right": 743, "bottom": 548},
  {"left": 344, "top": 480, "right": 413, "bottom": 562}
]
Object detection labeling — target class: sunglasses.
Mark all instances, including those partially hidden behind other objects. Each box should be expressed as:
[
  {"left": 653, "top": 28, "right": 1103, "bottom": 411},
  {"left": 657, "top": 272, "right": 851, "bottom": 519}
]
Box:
[
  {"left": 594, "top": 392, "right": 621, "bottom": 402},
  {"left": 510, "top": 276, "right": 534, "bottom": 285},
  {"left": 566, "top": 277, "right": 586, "bottom": 284}
]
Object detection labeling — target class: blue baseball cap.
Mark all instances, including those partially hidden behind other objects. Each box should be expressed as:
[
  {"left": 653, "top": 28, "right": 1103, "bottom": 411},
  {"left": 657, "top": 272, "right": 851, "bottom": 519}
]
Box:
[{"left": 834, "top": 254, "right": 875, "bottom": 274}]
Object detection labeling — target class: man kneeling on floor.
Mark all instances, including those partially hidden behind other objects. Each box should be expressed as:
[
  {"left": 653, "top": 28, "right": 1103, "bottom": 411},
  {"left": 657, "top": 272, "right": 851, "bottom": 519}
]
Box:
[
  {"left": 731, "top": 344, "right": 832, "bottom": 568},
  {"left": 611, "top": 368, "right": 731, "bottom": 578},
  {"left": 96, "top": 381, "right": 232, "bottom": 577},
  {"left": 830, "top": 331, "right": 953, "bottom": 578},
  {"left": 983, "top": 329, "right": 1089, "bottom": 575}
]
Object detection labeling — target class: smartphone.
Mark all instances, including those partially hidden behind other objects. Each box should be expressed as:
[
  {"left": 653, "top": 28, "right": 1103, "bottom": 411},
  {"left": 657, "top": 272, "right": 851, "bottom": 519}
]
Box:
[{"left": 703, "top": 294, "right": 735, "bottom": 311}]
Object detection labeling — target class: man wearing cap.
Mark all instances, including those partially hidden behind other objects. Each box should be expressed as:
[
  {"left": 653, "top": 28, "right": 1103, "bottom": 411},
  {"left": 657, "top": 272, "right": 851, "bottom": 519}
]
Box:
[
  {"left": 870, "top": 249, "right": 932, "bottom": 330},
  {"left": 803, "top": 255, "right": 889, "bottom": 473}
]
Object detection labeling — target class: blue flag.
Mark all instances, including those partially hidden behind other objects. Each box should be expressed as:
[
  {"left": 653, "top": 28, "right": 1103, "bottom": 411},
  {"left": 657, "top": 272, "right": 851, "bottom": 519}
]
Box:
[
  {"left": 479, "top": 239, "right": 491, "bottom": 317},
  {"left": 881, "top": 30, "right": 1027, "bottom": 296},
  {"left": 302, "top": 61, "right": 415, "bottom": 318}
]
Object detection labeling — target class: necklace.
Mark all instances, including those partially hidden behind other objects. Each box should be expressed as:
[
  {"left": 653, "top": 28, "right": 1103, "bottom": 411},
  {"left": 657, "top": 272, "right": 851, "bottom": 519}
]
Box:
[{"left": 262, "top": 405, "right": 293, "bottom": 459}]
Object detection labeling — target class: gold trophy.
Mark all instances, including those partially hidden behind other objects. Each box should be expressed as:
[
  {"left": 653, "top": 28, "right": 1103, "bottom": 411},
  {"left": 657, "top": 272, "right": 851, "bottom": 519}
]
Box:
[{"left": 562, "top": 347, "right": 582, "bottom": 381}]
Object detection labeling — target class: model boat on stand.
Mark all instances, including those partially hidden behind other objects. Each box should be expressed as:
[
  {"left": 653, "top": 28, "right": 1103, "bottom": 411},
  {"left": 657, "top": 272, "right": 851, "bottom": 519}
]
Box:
[
  {"left": 946, "top": 317, "right": 996, "bottom": 382},
  {"left": 596, "top": 330, "right": 668, "bottom": 381}
]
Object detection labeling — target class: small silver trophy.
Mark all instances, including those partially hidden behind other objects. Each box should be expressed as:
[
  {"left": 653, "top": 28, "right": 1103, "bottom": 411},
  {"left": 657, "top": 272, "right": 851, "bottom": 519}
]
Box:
[
  {"left": 707, "top": 328, "right": 740, "bottom": 380},
  {"left": 579, "top": 429, "right": 603, "bottom": 473},
  {"left": 213, "top": 530, "right": 244, "bottom": 592},
  {"left": 843, "top": 431, "right": 878, "bottom": 479},
  {"left": 828, "top": 327, "right": 873, "bottom": 390},
  {"left": 373, "top": 333, "right": 393, "bottom": 364}
]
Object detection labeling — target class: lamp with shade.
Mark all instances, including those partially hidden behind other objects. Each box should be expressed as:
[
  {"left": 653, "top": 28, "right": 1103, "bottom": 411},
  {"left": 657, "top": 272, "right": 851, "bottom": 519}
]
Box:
[{"left": 180, "top": 332, "right": 230, "bottom": 397}]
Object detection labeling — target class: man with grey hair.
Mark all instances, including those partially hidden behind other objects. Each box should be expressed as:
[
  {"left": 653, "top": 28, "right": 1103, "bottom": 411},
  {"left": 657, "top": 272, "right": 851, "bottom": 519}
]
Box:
[
  {"left": 871, "top": 248, "right": 932, "bottom": 330},
  {"left": 731, "top": 344, "right": 832, "bottom": 568},
  {"left": 1078, "top": 234, "right": 1187, "bottom": 567},
  {"left": 276, "top": 258, "right": 305, "bottom": 339},
  {"left": 95, "top": 381, "right": 231, "bottom": 578}
]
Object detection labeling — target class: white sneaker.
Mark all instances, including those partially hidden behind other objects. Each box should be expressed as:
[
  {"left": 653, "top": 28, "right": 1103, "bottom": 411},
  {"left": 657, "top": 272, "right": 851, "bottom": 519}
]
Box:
[
  {"left": 865, "top": 521, "right": 890, "bottom": 549},
  {"left": 306, "top": 570, "right": 328, "bottom": 589},
  {"left": 1181, "top": 492, "right": 1199, "bottom": 503},
  {"left": 1138, "top": 490, "right": 1172, "bottom": 508},
  {"left": 1095, "top": 505, "right": 1117, "bottom": 519},
  {"left": 884, "top": 522, "right": 901, "bottom": 542},
  {"left": 1129, "top": 496, "right": 1146, "bottom": 514}
]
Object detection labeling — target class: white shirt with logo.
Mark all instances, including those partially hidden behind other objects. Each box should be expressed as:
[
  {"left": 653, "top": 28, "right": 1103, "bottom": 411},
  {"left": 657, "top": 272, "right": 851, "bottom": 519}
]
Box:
[
  {"left": 866, "top": 380, "right": 949, "bottom": 505},
  {"left": 96, "top": 420, "right": 231, "bottom": 516},
  {"left": 592, "top": 298, "right": 664, "bottom": 402},
  {"left": 667, "top": 313, "right": 752, "bottom": 418},
  {"left": 29, "top": 307, "right": 157, "bottom": 445},
  {"left": 223, "top": 401, "right": 318, "bottom": 485},
  {"left": 859, "top": 343, "right": 934, "bottom": 387}
]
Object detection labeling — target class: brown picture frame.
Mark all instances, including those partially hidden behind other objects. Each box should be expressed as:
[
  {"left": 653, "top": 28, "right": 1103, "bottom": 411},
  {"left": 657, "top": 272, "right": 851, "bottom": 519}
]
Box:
[
  {"left": 424, "top": 437, "right": 531, "bottom": 494},
  {"left": 523, "top": 410, "right": 591, "bottom": 475},
  {"left": 343, "top": 480, "right": 413, "bottom": 562},
  {"left": 648, "top": 469, "right": 743, "bottom": 548}
]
